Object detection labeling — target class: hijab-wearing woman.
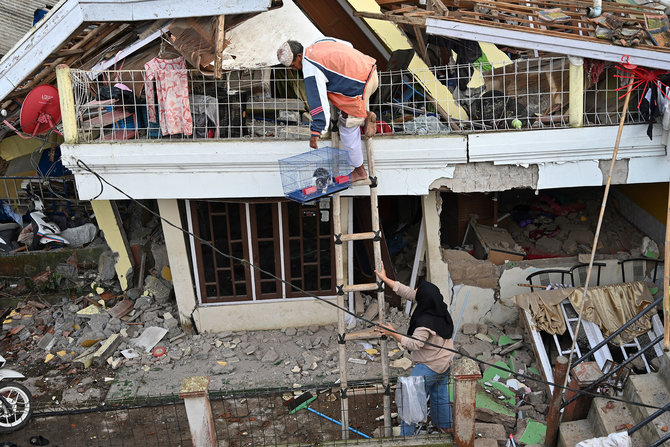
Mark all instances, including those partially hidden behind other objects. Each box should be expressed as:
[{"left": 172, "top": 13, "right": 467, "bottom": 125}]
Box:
[{"left": 375, "top": 265, "right": 455, "bottom": 435}]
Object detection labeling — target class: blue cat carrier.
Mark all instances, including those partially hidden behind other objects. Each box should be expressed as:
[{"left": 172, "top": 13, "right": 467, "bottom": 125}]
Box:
[{"left": 278, "top": 147, "right": 352, "bottom": 203}]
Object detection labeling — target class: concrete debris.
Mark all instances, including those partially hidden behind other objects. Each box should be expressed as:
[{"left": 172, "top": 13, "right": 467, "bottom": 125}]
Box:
[
  {"left": 475, "top": 422, "right": 507, "bottom": 440},
  {"left": 97, "top": 251, "right": 118, "bottom": 282},
  {"left": 362, "top": 300, "right": 379, "bottom": 322},
  {"left": 261, "top": 349, "right": 279, "bottom": 363},
  {"left": 130, "top": 326, "right": 168, "bottom": 353},
  {"left": 143, "top": 276, "right": 172, "bottom": 302},
  {"left": 461, "top": 322, "right": 479, "bottom": 335}
]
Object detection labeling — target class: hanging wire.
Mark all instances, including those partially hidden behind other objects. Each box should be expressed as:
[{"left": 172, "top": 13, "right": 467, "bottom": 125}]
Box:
[{"left": 72, "top": 158, "right": 667, "bottom": 412}]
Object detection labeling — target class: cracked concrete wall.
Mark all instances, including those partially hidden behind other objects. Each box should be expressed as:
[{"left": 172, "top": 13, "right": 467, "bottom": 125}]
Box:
[
  {"left": 430, "top": 162, "right": 539, "bottom": 192},
  {"left": 427, "top": 159, "right": 631, "bottom": 194}
]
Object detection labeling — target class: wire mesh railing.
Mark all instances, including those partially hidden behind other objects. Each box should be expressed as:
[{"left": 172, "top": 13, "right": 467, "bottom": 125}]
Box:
[
  {"left": 3, "top": 379, "right": 454, "bottom": 446},
  {"left": 69, "top": 57, "right": 645, "bottom": 143}
]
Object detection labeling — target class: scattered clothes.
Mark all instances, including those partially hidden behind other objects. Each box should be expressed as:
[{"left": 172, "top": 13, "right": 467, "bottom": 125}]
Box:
[{"left": 515, "top": 281, "right": 653, "bottom": 341}]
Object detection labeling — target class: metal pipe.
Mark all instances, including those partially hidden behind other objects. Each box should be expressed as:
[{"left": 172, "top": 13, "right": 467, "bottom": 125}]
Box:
[
  {"left": 563, "top": 334, "right": 664, "bottom": 408},
  {"left": 628, "top": 402, "right": 670, "bottom": 436},
  {"left": 648, "top": 430, "right": 670, "bottom": 447},
  {"left": 571, "top": 295, "right": 663, "bottom": 368},
  {"left": 587, "top": 0, "right": 602, "bottom": 18}
]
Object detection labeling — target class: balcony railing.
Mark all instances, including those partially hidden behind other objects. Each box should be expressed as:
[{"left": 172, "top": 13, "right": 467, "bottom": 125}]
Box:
[{"left": 68, "top": 57, "right": 645, "bottom": 143}]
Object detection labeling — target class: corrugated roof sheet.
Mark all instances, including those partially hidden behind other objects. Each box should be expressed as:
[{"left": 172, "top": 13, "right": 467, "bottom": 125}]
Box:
[{"left": 0, "top": 1, "right": 52, "bottom": 56}]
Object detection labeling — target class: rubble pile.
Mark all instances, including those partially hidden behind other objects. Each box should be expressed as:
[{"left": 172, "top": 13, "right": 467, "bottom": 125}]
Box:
[
  {"left": 501, "top": 191, "right": 646, "bottom": 258},
  {"left": 455, "top": 322, "right": 549, "bottom": 445}
]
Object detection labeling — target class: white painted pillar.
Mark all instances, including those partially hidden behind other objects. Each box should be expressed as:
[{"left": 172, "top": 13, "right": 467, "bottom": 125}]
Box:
[
  {"left": 179, "top": 376, "right": 217, "bottom": 447},
  {"left": 90, "top": 200, "right": 134, "bottom": 291},
  {"left": 157, "top": 199, "right": 198, "bottom": 330},
  {"left": 421, "top": 192, "right": 451, "bottom": 298},
  {"left": 569, "top": 56, "right": 584, "bottom": 128}
]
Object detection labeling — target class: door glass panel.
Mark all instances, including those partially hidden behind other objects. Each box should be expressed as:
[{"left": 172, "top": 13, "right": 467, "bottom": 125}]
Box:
[
  {"left": 202, "top": 248, "right": 215, "bottom": 282},
  {"left": 256, "top": 204, "right": 274, "bottom": 238},
  {"left": 229, "top": 204, "right": 242, "bottom": 239},
  {"left": 218, "top": 270, "right": 232, "bottom": 296},
  {"left": 258, "top": 241, "right": 276, "bottom": 276},
  {"left": 205, "top": 284, "right": 217, "bottom": 297},
  {"left": 261, "top": 281, "right": 276, "bottom": 294},
  {"left": 303, "top": 237, "right": 317, "bottom": 263},
  {"left": 287, "top": 202, "right": 300, "bottom": 237},
  {"left": 304, "top": 265, "right": 317, "bottom": 291}
]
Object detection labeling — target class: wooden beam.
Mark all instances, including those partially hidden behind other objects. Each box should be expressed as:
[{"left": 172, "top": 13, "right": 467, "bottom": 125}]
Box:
[
  {"left": 413, "top": 24, "right": 428, "bottom": 62},
  {"left": 214, "top": 15, "right": 225, "bottom": 79},
  {"left": 354, "top": 10, "right": 427, "bottom": 26}
]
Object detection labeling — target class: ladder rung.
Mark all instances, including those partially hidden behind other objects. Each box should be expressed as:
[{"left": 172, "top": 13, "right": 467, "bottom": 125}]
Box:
[
  {"left": 346, "top": 384, "right": 394, "bottom": 397},
  {"left": 342, "top": 283, "right": 378, "bottom": 293},
  {"left": 339, "top": 232, "right": 376, "bottom": 242},
  {"left": 346, "top": 329, "right": 379, "bottom": 340},
  {"left": 352, "top": 178, "right": 372, "bottom": 186}
]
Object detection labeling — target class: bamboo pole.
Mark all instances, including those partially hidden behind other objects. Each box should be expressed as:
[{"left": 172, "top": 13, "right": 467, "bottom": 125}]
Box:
[
  {"left": 365, "top": 137, "right": 392, "bottom": 437},
  {"left": 563, "top": 81, "right": 634, "bottom": 387}
]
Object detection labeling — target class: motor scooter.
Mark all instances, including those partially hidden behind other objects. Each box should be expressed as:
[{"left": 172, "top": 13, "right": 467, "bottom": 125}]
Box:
[
  {"left": 28, "top": 195, "right": 69, "bottom": 250},
  {"left": 0, "top": 354, "right": 33, "bottom": 433}
]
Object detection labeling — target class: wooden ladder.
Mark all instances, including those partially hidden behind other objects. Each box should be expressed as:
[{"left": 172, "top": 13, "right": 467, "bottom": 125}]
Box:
[{"left": 332, "top": 135, "right": 393, "bottom": 439}]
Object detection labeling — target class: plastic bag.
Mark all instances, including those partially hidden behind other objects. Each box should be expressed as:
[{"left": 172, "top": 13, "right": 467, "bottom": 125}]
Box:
[
  {"left": 396, "top": 375, "right": 428, "bottom": 425},
  {"left": 575, "top": 431, "right": 631, "bottom": 447}
]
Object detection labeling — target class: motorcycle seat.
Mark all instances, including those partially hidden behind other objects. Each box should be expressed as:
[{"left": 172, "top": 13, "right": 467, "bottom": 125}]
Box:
[{"left": 0, "top": 222, "right": 19, "bottom": 231}]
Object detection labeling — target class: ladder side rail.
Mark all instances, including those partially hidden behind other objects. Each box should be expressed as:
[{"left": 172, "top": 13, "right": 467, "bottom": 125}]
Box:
[{"left": 365, "top": 137, "right": 392, "bottom": 437}]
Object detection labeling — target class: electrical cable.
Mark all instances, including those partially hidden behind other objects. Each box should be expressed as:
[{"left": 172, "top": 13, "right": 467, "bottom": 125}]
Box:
[{"left": 74, "top": 158, "right": 668, "bottom": 412}]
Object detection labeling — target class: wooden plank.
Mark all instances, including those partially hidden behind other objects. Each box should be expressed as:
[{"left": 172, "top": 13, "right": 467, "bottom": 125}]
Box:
[
  {"left": 439, "top": 14, "right": 664, "bottom": 51},
  {"left": 100, "top": 129, "right": 136, "bottom": 141},
  {"left": 354, "top": 10, "right": 427, "bottom": 26},
  {"left": 82, "top": 110, "right": 131, "bottom": 128}
]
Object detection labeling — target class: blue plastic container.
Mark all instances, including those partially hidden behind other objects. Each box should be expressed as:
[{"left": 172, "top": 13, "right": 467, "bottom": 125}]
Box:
[{"left": 278, "top": 147, "right": 352, "bottom": 203}]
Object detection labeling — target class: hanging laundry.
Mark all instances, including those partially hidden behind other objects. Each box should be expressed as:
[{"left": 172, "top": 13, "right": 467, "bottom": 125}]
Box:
[
  {"left": 144, "top": 56, "right": 193, "bottom": 136},
  {"left": 640, "top": 74, "right": 670, "bottom": 139}
]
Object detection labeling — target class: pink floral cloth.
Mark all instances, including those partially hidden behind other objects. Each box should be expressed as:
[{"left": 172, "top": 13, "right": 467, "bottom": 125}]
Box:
[{"left": 144, "top": 56, "right": 193, "bottom": 136}]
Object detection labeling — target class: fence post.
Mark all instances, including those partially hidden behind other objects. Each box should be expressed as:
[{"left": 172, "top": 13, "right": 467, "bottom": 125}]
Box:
[
  {"left": 179, "top": 376, "right": 217, "bottom": 447},
  {"left": 453, "top": 357, "right": 481, "bottom": 447},
  {"left": 545, "top": 356, "right": 569, "bottom": 447},
  {"left": 55, "top": 64, "right": 78, "bottom": 144}
]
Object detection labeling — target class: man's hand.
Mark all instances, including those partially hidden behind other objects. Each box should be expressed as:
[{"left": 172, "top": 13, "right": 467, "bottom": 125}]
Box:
[{"left": 309, "top": 135, "right": 319, "bottom": 149}]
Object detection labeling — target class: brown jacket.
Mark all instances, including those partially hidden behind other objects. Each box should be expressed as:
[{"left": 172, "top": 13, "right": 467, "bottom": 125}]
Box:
[{"left": 393, "top": 282, "right": 455, "bottom": 374}]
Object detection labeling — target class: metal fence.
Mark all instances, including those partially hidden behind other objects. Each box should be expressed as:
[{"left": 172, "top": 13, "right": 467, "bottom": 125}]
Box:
[
  {"left": 3, "top": 379, "right": 455, "bottom": 446},
  {"left": 68, "top": 57, "right": 643, "bottom": 143}
]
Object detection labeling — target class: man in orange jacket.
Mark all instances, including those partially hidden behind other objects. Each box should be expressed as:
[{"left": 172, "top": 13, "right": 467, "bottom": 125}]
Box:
[{"left": 278, "top": 38, "right": 378, "bottom": 182}]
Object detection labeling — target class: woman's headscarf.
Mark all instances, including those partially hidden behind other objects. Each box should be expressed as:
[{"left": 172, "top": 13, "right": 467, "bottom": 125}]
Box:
[{"left": 408, "top": 281, "right": 454, "bottom": 340}]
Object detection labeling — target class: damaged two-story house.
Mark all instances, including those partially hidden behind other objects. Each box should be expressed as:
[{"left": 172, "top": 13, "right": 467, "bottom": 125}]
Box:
[{"left": 0, "top": 0, "right": 668, "bottom": 370}]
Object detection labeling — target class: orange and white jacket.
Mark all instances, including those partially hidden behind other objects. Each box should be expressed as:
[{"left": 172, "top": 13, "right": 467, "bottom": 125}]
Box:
[{"left": 302, "top": 38, "right": 376, "bottom": 137}]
